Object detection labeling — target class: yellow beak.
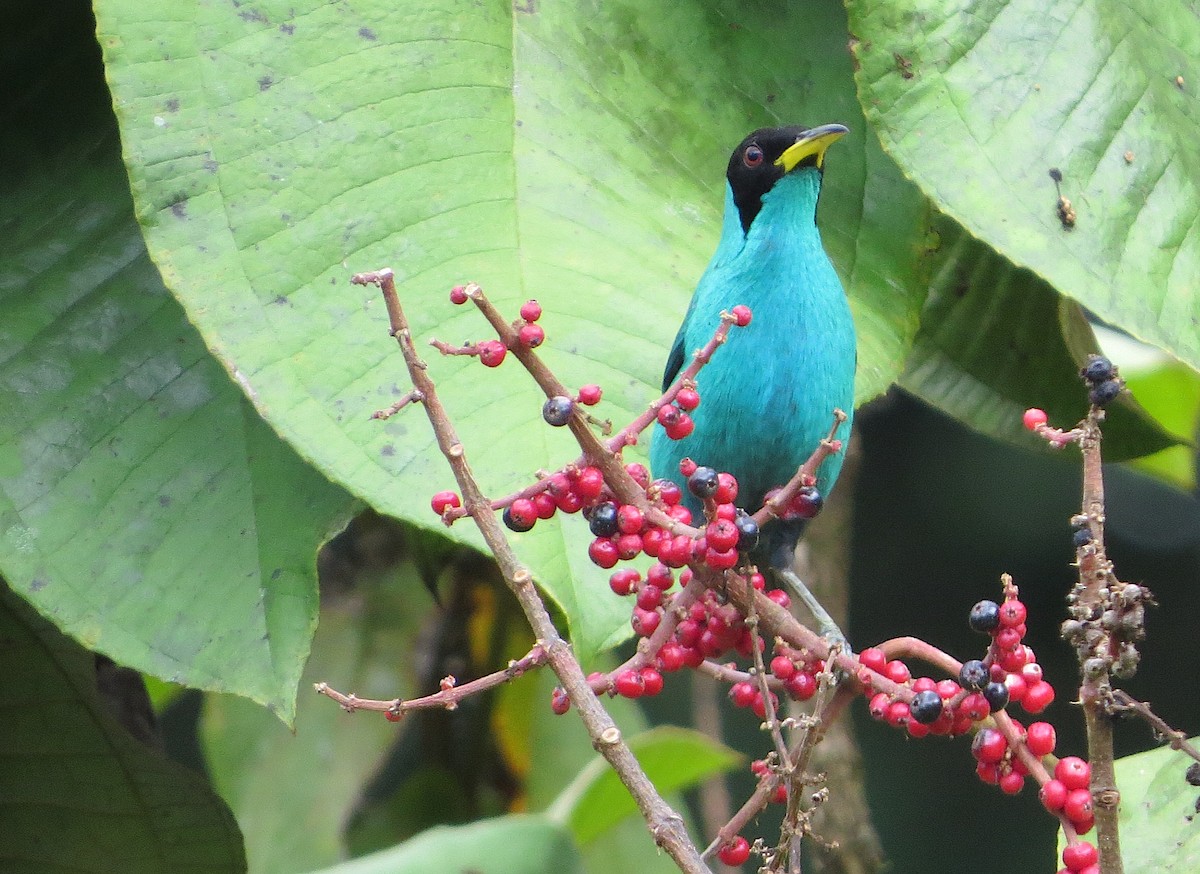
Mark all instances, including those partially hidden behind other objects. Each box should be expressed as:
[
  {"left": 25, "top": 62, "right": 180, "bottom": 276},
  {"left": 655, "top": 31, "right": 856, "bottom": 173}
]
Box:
[{"left": 775, "top": 123, "right": 850, "bottom": 172}]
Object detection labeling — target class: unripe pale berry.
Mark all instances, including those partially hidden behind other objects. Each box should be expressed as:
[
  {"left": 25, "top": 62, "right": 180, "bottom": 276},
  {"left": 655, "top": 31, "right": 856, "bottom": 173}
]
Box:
[{"left": 1023, "top": 407, "right": 1048, "bottom": 430}]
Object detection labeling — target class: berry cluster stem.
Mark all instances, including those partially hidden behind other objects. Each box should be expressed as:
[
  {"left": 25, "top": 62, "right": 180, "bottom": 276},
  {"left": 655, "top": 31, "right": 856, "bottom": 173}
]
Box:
[
  {"left": 1075, "top": 410, "right": 1123, "bottom": 874},
  {"left": 350, "top": 270, "right": 709, "bottom": 873}
]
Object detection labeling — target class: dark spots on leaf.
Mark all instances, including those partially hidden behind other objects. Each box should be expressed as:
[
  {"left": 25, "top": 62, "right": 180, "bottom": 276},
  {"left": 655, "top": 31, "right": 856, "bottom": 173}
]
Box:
[
  {"left": 271, "top": 568, "right": 282, "bottom": 580},
  {"left": 258, "top": 75, "right": 274, "bottom": 91},
  {"left": 239, "top": 9, "right": 268, "bottom": 23},
  {"left": 165, "top": 97, "right": 180, "bottom": 112},
  {"left": 169, "top": 196, "right": 188, "bottom": 219},
  {"left": 281, "top": 213, "right": 291, "bottom": 223},
  {"left": 381, "top": 444, "right": 396, "bottom": 457},
  {"left": 894, "top": 53, "right": 914, "bottom": 79},
  {"left": 30, "top": 578, "right": 47, "bottom": 592},
  {"left": 203, "top": 158, "right": 218, "bottom": 173},
  {"left": 272, "top": 295, "right": 290, "bottom": 306},
  {"left": 765, "top": 93, "right": 776, "bottom": 103},
  {"left": 159, "top": 495, "right": 172, "bottom": 507},
  {"left": 358, "top": 26, "right": 377, "bottom": 40},
  {"left": 280, "top": 23, "right": 294, "bottom": 34},
  {"left": 514, "top": 0, "right": 536, "bottom": 12}
]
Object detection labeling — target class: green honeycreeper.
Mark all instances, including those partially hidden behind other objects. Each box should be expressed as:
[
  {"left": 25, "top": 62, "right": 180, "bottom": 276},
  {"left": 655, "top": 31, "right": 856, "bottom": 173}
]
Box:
[{"left": 649, "top": 125, "right": 856, "bottom": 593}]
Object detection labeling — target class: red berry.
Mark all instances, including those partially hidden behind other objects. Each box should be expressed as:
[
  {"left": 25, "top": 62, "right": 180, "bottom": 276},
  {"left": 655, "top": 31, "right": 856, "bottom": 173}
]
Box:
[
  {"left": 717, "top": 836, "right": 751, "bottom": 867},
  {"left": 859, "top": 647, "right": 887, "bottom": 673},
  {"left": 1064, "top": 787, "right": 1093, "bottom": 823},
  {"left": 786, "top": 671, "right": 817, "bottom": 701},
  {"left": 646, "top": 562, "right": 674, "bottom": 590},
  {"left": 751, "top": 690, "right": 776, "bottom": 719},
  {"left": 519, "top": 299, "right": 542, "bottom": 321},
  {"left": 641, "top": 667, "right": 664, "bottom": 697},
  {"left": 503, "top": 499, "right": 538, "bottom": 532},
  {"left": 478, "top": 339, "right": 507, "bottom": 367},
  {"left": 869, "top": 693, "right": 891, "bottom": 720},
  {"left": 517, "top": 323, "right": 545, "bottom": 348},
  {"left": 1055, "top": 756, "right": 1091, "bottom": 791},
  {"left": 1004, "top": 673, "right": 1028, "bottom": 703},
  {"left": 449, "top": 285, "right": 469, "bottom": 304},
  {"left": 655, "top": 479, "right": 683, "bottom": 505},
  {"left": 884, "top": 659, "right": 911, "bottom": 684},
  {"left": 749, "top": 572, "right": 766, "bottom": 590},
  {"left": 1062, "top": 842, "right": 1098, "bottom": 872},
  {"left": 656, "top": 642, "right": 686, "bottom": 672},
  {"left": 384, "top": 709, "right": 402, "bottom": 722},
  {"left": 675, "top": 618, "right": 701, "bottom": 648},
  {"left": 577, "top": 383, "right": 602, "bottom": 405},
  {"left": 906, "top": 719, "right": 931, "bottom": 738},
  {"left": 715, "top": 472, "right": 738, "bottom": 504},
  {"left": 729, "top": 681, "right": 757, "bottom": 708},
  {"left": 770, "top": 655, "right": 797, "bottom": 680},
  {"left": 766, "top": 588, "right": 791, "bottom": 609},
  {"left": 641, "top": 527, "right": 666, "bottom": 557},
  {"left": 1026, "top": 721, "right": 1057, "bottom": 757},
  {"left": 960, "top": 692, "right": 990, "bottom": 722},
  {"left": 636, "top": 584, "right": 663, "bottom": 611},
  {"left": 730, "top": 304, "right": 752, "bottom": 327},
  {"left": 665, "top": 412, "right": 694, "bottom": 440},
  {"left": 885, "top": 700, "right": 911, "bottom": 728},
  {"left": 614, "top": 533, "right": 643, "bottom": 560},
  {"left": 609, "top": 569, "right": 640, "bottom": 596},
  {"left": 704, "top": 546, "right": 739, "bottom": 570},
  {"left": 972, "top": 728, "right": 1008, "bottom": 764},
  {"left": 936, "top": 678, "right": 962, "bottom": 699},
  {"left": 1022, "top": 680, "right": 1056, "bottom": 713},
  {"left": 976, "top": 761, "right": 1001, "bottom": 785},
  {"left": 574, "top": 466, "right": 605, "bottom": 501},
  {"left": 1023, "top": 407, "right": 1048, "bottom": 430},
  {"left": 1021, "top": 662, "right": 1044, "bottom": 684},
  {"left": 555, "top": 490, "right": 584, "bottom": 514},
  {"left": 995, "top": 627, "right": 1022, "bottom": 650},
  {"left": 613, "top": 670, "right": 644, "bottom": 698},
  {"left": 675, "top": 387, "right": 700, "bottom": 410},
  {"left": 614, "top": 505, "right": 643, "bottom": 535},
  {"left": 625, "top": 462, "right": 650, "bottom": 488},
  {"left": 656, "top": 404, "right": 680, "bottom": 427},
  {"left": 631, "top": 607, "right": 661, "bottom": 637},
  {"left": 999, "top": 599, "right": 1028, "bottom": 627},
  {"left": 706, "top": 519, "right": 740, "bottom": 552},
  {"left": 678, "top": 457, "right": 698, "bottom": 477},
  {"left": 430, "top": 490, "right": 461, "bottom": 515},
  {"left": 999, "top": 770, "right": 1025, "bottom": 795},
  {"left": 1040, "top": 778, "right": 1068, "bottom": 811},
  {"left": 771, "top": 783, "right": 789, "bottom": 803},
  {"left": 532, "top": 492, "right": 558, "bottom": 519},
  {"left": 550, "top": 686, "right": 570, "bottom": 714},
  {"left": 588, "top": 537, "right": 619, "bottom": 568}
]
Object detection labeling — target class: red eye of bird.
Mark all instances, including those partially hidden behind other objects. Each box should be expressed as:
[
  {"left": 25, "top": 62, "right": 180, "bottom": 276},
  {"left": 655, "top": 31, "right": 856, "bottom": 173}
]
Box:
[{"left": 743, "top": 144, "right": 764, "bottom": 167}]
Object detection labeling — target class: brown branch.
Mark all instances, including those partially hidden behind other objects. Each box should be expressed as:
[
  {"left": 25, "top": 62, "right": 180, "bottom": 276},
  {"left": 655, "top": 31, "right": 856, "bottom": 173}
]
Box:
[
  {"left": 314, "top": 646, "right": 548, "bottom": 716},
  {"left": 1110, "top": 691, "right": 1200, "bottom": 764},
  {"left": 349, "top": 270, "right": 709, "bottom": 873}
]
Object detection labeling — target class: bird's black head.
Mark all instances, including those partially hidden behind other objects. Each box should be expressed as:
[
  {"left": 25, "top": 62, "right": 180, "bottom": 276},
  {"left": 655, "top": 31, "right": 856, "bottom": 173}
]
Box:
[{"left": 726, "top": 124, "right": 848, "bottom": 234}]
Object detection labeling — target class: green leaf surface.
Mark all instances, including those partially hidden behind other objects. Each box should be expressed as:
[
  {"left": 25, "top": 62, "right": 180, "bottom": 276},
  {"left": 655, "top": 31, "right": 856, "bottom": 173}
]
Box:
[
  {"left": 0, "top": 581, "right": 245, "bottom": 874},
  {"left": 902, "top": 214, "right": 1181, "bottom": 460},
  {"left": 0, "top": 4, "right": 356, "bottom": 720},
  {"left": 1122, "top": 357, "right": 1200, "bottom": 489},
  {"left": 547, "top": 725, "right": 740, "bottom": 845},
  {"left": 849, "top": 0, "right": 1200, "bottom": 372},
  {"left": 1057, "top": 739, "right": 1200, "bottom": 872},
  {"left": 94, "top": 0, "right": 927, "bottom": 659},
  {"left": 202, "top": 597, "right": 413, "bottom": 874},
  {"left": 307, "top": 814, "right": 582, "bottom": 874}
]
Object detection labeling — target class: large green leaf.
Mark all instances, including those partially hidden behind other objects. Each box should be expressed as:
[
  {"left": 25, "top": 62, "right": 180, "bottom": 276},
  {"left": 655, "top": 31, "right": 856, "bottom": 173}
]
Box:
[
  {"left": 94, "top": 0, "right": 928, "bottom": 659},
  {"left": 307, "top": 815, "right": 582, "bottom": 874},
  {"left": 0, "top": 3, "right": 355, "bottom": 719},
  {"left": 0, "top": 581, "right": 245, "bottom": 874},
  {"left": 903, "top": 214, "right": 1181, "bottom": 460},
  {"left": 849, "top": 0, "right": 1200, "bottom": 372},
  {"left": 202, "top": 604, "right": 403, "bottom": 873}
]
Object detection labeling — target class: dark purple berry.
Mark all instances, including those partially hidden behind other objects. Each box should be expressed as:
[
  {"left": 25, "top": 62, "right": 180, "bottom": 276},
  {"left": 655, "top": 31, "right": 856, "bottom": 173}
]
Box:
[
  {"left": 1072, "top": 527, "right": 1093, "bottom": 547},
  {"left": 1081, "top": 355, "right": 1113, "bottom": 384},
  {"left": 910, "top": 689, "right": 944, "bottom": 725},
  {"left": 969, "top": 600, "right": 1001, "bottom": 634},
  {"left": 791, "top": 485, "right": 823, "bottom": 519},
  {"left": 983, "top": 681, "right": 1010, "bottom": 712},
  {"left": 588, "top": 502, "right": 620, "bottom": 537},
  {"left": 1089, "top": 379, "right": 1121, "bottom": 407},
  {"left": 734, "top": 509, "right": 760, "bottom": 551},
  {"left": 687, "top": 466, "right": 720, "bottom": 500},
  {"left": 503, "top": 503, "right": 535, "bottom": 533},
  {"left": 543, "top": 395, "right": 574, "bottom": 426},
  {"left": 959, "top": 659, "right": 988, "bottom": 690}
]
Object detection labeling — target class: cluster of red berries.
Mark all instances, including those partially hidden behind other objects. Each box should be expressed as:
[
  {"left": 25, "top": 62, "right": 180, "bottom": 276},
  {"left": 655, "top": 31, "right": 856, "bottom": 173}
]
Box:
[{"left": 447, "top": 291, "right": 548, "bottom": 368}]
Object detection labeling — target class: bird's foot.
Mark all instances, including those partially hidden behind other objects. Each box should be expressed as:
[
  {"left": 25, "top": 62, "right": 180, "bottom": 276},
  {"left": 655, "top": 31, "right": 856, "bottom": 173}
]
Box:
[{"left": 775, "top": 567, "right": 850, "bottom": 657}]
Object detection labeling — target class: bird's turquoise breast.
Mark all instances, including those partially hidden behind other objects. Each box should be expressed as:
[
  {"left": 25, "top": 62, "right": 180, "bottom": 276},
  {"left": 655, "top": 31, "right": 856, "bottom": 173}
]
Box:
[{"left": 651, "top": 171, "right": 855, "bottom": 514}]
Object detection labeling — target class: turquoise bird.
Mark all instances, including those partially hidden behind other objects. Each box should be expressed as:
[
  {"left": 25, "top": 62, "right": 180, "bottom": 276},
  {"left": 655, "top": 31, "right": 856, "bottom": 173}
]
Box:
[{"left": 650, "top": 124, "right": 856, "bottom": 591}]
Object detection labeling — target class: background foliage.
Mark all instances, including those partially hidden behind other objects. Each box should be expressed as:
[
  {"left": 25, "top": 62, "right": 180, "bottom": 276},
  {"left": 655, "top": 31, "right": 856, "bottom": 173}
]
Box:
[{"left": 1, "top": 0, "right": 1198, "bottom": 872}]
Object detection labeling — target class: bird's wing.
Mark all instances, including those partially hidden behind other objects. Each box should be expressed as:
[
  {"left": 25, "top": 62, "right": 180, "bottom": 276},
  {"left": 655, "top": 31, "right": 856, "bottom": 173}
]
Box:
[{"left": 662, "top": 326, "right": 687, "bottom": 392}]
